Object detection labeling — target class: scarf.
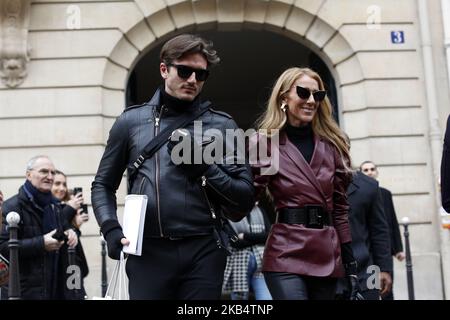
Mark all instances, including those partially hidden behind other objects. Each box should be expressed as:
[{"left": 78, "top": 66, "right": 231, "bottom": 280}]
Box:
[{"left": 23, "top": 180, "right": 58, "bottom": 233}]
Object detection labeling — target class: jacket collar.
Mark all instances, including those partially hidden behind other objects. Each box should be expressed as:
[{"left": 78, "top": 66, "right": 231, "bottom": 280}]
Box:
[
  {"left": 146, "top": 87, "right": 162, "bottom": 107},
  {"left": 347, "top": 172, "right": 362, "bottom": 196},
  {"left": 17, "top": 186, "right": 44, "bottom": 228}
]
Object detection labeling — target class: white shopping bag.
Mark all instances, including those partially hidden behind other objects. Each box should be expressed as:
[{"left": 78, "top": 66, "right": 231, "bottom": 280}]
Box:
[
  {"left": 122, "top": 194, "right": 147, "bottom": 256},
  {"left": 92, "top": 251, "right": 129, "bottom": 300}
]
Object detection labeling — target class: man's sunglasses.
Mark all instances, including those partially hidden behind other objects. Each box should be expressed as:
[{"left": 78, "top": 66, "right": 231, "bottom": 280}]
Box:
[
  {"left": 167, "top": 63, "right": 209, "bottom": 82},
  {"left": 296, "top": 86, "right": 327, "bottom": 102}
]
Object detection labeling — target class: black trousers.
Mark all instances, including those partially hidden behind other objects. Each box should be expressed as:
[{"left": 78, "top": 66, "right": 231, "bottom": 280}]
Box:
[
  {"left": 264, "top": 272, "right": 337, "bottom": 300},
  {"left": 126, "top": 235, "right": 227, "bottom": 299}
]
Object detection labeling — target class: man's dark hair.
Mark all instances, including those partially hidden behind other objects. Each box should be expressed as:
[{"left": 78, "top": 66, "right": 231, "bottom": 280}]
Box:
[
  {"left": 359, "top": 160, "right": 376, "bottom": 171},
  {"left": 160, "top": 34, "right": 220, "bottom": 67}
]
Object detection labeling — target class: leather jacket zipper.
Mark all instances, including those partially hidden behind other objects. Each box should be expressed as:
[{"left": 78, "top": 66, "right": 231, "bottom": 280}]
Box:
[
  {"left": 201, "top": 176, "right": 216, "bottom": 219},
  {"left": 201, "top": 175, "right": 239, "bottom": 206},
  {"left": 154, "top": 106, "right": 165, "bottom": 237}
]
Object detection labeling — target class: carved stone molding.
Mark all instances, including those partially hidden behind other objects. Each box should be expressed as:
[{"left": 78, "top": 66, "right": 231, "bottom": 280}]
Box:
[{"left": 0, "top": 0, "right": 32, "bottom": 88}]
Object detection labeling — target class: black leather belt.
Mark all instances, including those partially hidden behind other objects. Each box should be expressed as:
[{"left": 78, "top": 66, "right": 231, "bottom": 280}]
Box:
[{"left": 277, "top": 206, "right": 331, "bottom": 229}]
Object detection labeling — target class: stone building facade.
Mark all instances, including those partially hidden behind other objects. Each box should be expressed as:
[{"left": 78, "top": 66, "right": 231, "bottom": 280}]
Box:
[{"left": 0, "top": 0, "right": 449, "bottom": 299}]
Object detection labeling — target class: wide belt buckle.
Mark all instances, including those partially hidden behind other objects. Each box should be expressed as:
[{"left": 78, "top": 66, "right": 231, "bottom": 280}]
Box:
[{"left": 305, "top": 205, "right": 324, "bottom": 229}]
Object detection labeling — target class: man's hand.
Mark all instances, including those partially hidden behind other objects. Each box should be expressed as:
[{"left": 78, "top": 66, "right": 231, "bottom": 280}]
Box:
[
  {"left": 104, "top": 228, "right": 130, "bottom": 260},
  {"left": 380, "top": 272, "right": 393, "bottom": 297},
  {"left": 44, "top": 229, "right": 64, "bottom": 252},
  {"left": 395, "top": 252, "right": 406, "bottom": 261},
  {"left": 65, "top": 228, "right": 78, "bottom": 248}
]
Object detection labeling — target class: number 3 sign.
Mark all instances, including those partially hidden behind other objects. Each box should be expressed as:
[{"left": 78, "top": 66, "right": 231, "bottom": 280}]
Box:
[{"left": 391, "top": 31, "right": 405, "bottom": 44}]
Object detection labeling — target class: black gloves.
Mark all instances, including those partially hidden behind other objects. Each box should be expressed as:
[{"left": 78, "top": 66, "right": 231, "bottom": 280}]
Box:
[
  {"left": 341, "top": 242, "right": 364, "bottom": 300},
  {"left": 101, "top": 220, "right": 125, "bottom": 260},
  {"left": 346, "top": 273, "right": 364, "bottom": 300},
  {"left": 167, "top": 129, "right": 211, "bottom": 179}
]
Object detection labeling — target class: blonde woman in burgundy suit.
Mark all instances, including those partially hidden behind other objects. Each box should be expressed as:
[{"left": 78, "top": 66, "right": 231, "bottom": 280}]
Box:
[{"left": 250, "top": 67, "right": 359, "bottom": 300}]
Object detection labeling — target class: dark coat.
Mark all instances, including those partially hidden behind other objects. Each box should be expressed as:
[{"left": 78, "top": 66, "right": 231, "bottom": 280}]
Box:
[
  {"left": 442, "top": 115, "right": 450, "bottom": 213},
  {"left": 0, "top": 186, "right": 69, "bottom": 299},
  {"left": 379, "top": 187, "right": 403, "bottom": 255},
  {"left": 251, "top": 131, "right": 352, "bottom": 278},
  {"left": 92, "top": 88, "right": 254, "bottom": 238},
  {"left": 59, "top": 205, "right": 89, "bottom": 299},
  {"left": 346, "top": 172, "right": 392, "bottom": 290}
]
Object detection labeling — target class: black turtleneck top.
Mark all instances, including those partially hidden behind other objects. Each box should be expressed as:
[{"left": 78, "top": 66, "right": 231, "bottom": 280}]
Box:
[
  {"left": 285, "top": 123, "right": 315, "bottom": 164},
  {"left": 160, "top": 86, "right": 199, "bottom": 114}
]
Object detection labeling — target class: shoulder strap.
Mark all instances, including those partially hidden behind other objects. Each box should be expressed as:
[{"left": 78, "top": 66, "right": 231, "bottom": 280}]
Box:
[{"left": 128, "top": 101, "right": 211, "bottom": 183}]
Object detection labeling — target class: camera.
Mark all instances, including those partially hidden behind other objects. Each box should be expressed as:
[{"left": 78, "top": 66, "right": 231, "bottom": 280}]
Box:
[
  {"left": 52, "top": 229, "right": 68, "bottom": 242},
  {"left": 73, "top": 187, "right": 82, "bottom": 196}
]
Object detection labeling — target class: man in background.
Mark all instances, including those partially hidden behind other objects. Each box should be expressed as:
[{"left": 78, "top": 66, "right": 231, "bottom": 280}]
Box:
[
  {"left": 337, "top": 170, "right": 392, "bottom": 300},
  {"left": 0, "top": 155, "right": 78, "bottom": 299},
  {"left": 360, "top": 160, "right": 404, "bottom": 300}
]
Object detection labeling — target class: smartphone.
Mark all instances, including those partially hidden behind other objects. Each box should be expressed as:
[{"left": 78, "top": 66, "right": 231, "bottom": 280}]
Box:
[
  {"left": 80, "top": 204, "right": 88, "bottom": 215},
  {"left": 73, "top": 187, "right": 82, "bottom": 196}
]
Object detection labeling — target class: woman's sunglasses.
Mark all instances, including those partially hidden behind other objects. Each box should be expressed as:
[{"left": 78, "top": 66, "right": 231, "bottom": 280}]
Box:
[
  {"left": 167, "top": 63, "right": 210, "bottom": 82},
  {"left": 296, "top": 86, "right": 327, "bottom": 102}
]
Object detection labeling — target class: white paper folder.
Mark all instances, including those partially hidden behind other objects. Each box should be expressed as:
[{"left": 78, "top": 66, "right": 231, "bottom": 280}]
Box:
[{"left": 122, "top": 194, "right": 147, "bottom": 256}]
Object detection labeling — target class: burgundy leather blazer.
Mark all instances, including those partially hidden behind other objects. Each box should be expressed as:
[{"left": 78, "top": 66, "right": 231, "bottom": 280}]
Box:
[{"left": 251, "top": 131, "right": 352, "bottom": 278}]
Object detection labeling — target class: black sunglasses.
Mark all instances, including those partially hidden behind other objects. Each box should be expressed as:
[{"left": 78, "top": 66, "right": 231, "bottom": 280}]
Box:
[
  {"left": 296, "top": 86, "right": 327, "bottom": 102},
  {"left": 167, "top": 63, "right": 209, "bottom": 82}
]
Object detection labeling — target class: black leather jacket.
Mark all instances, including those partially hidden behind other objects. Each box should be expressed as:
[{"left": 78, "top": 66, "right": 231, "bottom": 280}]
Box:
[
  {"left": 0, "top": 187, "right": 67, "bottom": 299},
  {"left": 92, "top": 89, "right": 255, "bottom": 238}
]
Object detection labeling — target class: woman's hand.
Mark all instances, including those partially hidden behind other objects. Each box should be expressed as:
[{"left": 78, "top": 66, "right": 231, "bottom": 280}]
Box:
[
  {"left": 67, "top": 193, "right": 84, "bottom": 210},
  {"left": 73, "top": 208, "right": 89, "bottom": 229}
]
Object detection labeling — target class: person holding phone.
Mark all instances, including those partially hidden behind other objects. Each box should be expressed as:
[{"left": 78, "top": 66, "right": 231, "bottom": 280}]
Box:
[
  {"left": 70, "top": 187, "right": 89, "bottom": 228},
  {"left": 52, "top": 170, "right": 89, "bottom": 299},
  {"left": 0, "top": 155, "right": 78, "bottom": 299}
]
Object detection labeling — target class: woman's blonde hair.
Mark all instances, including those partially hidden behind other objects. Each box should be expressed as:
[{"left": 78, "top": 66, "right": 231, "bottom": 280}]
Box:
[{"left": 256, "top": 67, "right": 351, "bottom": 171}]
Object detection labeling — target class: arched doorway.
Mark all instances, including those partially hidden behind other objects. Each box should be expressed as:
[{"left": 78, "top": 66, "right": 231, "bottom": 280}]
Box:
[{"left": 126, "top": 29, "right": 339, "bottom": 129}]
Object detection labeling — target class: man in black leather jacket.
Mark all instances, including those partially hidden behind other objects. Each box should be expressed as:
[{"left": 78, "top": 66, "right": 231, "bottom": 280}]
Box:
[{"left": 91, "top": 34, "right": 254, "bottom": 299}]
